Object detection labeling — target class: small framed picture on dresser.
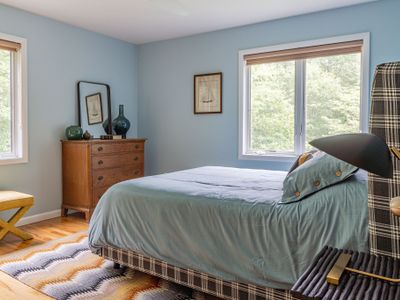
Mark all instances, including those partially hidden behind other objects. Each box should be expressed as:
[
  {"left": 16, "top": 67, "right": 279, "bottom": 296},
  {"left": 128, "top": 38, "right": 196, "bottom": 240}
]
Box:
[
  {"left": 194, "top": 72, "right": 222, "bottom": 114},
  {"left": 85, "top": 93, "right": 103, "bottom": 125}
]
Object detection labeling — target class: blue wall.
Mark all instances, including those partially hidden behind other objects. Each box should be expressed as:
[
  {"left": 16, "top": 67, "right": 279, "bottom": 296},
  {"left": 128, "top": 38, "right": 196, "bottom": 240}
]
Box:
[
  {"left": 0, "top": 4, "right": 138, "bottom": 217},
  {"left": 138, "top": 0, "right": 400, "bottom": 175},
  {"left": 1, "top": 0, "right": 399, "bottom": 217}
]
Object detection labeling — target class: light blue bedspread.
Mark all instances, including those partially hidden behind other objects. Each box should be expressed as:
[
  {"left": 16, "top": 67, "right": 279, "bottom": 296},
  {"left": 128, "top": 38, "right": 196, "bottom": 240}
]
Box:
[{"left": 89, "top": 166, "right": 368, "bottom": 289}]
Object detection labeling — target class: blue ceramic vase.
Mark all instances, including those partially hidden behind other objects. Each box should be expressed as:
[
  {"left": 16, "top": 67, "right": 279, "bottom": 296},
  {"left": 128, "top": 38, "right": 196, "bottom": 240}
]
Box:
[
  {"left": 65, "top": 125, "right": 83, "bottom": 140},
  {"left": 113, "top": 105, "right": 131, "bottom": 138}
]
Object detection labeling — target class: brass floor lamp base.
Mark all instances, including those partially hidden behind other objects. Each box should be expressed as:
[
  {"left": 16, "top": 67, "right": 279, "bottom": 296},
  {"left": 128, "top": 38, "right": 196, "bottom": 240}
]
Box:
[{"left": 327, "top": 253, "right": 400, "bottom": 285}]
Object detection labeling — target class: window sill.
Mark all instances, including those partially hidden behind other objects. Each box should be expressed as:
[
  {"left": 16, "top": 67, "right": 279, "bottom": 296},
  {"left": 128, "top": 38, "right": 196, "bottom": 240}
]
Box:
[
  {"left": 239, "top": 153, "right": 297, "bottom": 162},
  {"left": 0, "top": 156, "right": 28, "bottom": 166}
]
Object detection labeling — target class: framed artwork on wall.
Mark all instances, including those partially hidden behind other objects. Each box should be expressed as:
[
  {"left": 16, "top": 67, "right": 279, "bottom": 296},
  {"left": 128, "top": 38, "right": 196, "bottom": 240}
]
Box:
[{"left": 194, "top": 72, "right": 222, "bottom": 114}]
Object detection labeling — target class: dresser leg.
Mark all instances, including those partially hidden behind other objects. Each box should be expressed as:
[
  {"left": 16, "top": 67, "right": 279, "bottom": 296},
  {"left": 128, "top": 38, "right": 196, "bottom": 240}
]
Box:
[
  {"left": 61, "top": 207, "right": 68, "bottom": 217},
  {"left": 84, "top": 210, "right": 92, "bottom": 222}
]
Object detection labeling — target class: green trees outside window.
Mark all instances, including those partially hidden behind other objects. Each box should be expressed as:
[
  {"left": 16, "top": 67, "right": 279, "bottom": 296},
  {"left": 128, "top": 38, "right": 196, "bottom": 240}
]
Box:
[
  {"left": 249, "top": 53, "right": 361, "bottom": 154},
  {"left": 0, "top": 49, "right": 11, "bottom": 154}
]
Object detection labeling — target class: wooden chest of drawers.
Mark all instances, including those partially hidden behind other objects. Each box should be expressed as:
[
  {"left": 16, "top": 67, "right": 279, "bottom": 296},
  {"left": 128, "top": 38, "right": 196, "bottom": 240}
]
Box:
[{"left": 61, "top": 139, "right": 146, "bottom": 221}]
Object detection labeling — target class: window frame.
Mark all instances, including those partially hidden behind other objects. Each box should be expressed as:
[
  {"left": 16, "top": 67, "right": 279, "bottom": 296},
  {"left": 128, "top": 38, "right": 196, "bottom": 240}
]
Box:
[
  {"left": 238, "top": 33, "right": 370, "bottom": 162},
  {"left": 0, "top": 32, "right": 28, "bottom": 165}
]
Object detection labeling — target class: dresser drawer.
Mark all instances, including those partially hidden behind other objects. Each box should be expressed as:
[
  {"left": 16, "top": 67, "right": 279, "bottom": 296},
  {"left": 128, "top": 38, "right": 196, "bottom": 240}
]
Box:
[
  {"left": 92, "top": 166, "right": 143, "bottom": 188},
  {"left": 92, "top": 153, "right": 143, "bottom": 169},
  {"left": 92, "top": 142, "right": 144, "bottom": 155}
]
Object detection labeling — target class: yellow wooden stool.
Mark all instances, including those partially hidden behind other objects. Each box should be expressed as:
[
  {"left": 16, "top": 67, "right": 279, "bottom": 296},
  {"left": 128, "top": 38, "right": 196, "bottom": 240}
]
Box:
[{"left": 0, "top": 191, "right": 34, "bottom": 241}]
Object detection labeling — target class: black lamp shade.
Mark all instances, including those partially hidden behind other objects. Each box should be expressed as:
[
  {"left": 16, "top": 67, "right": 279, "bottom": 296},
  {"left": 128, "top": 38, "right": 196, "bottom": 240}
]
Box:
[{"left": 309, "top": 133, "right": 393, "bottom": 178}]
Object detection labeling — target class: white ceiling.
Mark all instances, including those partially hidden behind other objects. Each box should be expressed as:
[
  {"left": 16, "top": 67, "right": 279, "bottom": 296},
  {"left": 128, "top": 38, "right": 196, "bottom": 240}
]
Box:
[{"left": 0, "top": 0, "right": 377, "bottom": 44}]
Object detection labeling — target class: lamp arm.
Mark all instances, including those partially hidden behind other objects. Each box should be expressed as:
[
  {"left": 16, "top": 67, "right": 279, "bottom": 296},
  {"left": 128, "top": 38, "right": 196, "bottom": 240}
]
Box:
[
  {"left": 327, "top": 253, "right": 400, "bottom": 285},
  {"left": 390, "top": 146, "right": 400, "bottom": 160},
  {"left": 390, "top": 149, "right": 400, "bottom": 216}
]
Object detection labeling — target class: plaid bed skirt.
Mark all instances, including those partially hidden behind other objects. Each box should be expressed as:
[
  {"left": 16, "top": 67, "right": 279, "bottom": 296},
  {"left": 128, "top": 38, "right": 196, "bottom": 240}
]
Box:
[
  {"left": 369, "top": 61, "right": 400, "bottom": 258},
  {"left": 99, "top": 245, "right": 300, "bottom": 300}
]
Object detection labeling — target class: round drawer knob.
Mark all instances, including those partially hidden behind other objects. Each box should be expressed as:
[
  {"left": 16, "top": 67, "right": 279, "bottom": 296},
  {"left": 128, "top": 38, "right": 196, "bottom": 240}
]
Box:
[
  {"left": 134, "top": 156, "right": 138, "bottom": 161},
  {"left": 98, "top": 175, "right": 104, "bottom": 181},
  {"left": 134, "top": 170, "right": 139, "bottom": 175},
  {"left": 135, "top": 144, "right": 140, "bottom": 149},
  {"left": 98, "top": 146, "right": 103, "bottom": 152},
  {"left": 98, "top": 160, "right": 103, "bottom": 165}
]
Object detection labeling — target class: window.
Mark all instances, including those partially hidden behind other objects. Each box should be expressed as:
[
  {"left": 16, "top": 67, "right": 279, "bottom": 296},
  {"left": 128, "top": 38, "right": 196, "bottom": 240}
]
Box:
[
  {"left": 0, "top": 33, "right": 27, "bottom": 164},
  {"left": 239, "top": 34, "right": 369, "bottom": 161}
]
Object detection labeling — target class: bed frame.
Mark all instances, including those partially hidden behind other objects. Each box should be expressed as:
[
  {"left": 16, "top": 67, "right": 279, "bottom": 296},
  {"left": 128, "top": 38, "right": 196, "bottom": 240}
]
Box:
[
  {"left": 96, "top": 62, "right": 400, "bottom": 300},
  {"left": 99, "top": 245, "right": 300, "bottom": 300}
]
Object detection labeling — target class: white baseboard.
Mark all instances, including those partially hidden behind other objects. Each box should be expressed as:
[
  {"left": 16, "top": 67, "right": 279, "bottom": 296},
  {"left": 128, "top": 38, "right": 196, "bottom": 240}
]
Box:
[{"left": 16, "top": 209, "right": 61, "bottom": 227}]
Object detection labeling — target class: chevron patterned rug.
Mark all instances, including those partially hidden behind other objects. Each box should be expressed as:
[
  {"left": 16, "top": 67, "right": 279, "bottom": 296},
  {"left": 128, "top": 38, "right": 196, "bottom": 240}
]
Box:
[{"left": 0, "top": 231, "right": 202, "bottom": 300}]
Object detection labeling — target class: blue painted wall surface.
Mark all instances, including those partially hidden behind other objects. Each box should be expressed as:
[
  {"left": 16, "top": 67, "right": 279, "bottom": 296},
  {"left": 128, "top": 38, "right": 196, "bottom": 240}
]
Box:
[
  {"left": 138, "top": 0, "right": 400, "bottom": 175},
  {"left": 1, "top": 0, "right": 399, "bottom": 217},
  {"left": 0, "top": 4, "right": 138, "bottom": 217}
]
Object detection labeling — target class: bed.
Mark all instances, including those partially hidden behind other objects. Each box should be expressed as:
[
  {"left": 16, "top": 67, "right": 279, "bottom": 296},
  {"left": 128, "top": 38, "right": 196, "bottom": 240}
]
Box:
[{"left": 88, "top": 166, "right": 368, "bottom": 299}]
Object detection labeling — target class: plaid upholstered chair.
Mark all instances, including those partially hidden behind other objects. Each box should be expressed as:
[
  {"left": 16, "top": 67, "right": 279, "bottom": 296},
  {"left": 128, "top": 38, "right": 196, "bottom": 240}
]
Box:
[{"left": 369, "top": 61, "right": 400, "bottom": 258}]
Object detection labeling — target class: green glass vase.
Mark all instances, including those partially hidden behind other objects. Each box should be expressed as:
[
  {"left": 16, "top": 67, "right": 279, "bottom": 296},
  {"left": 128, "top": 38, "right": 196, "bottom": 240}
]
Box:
[{"left": 65, "top": 125, "right": 83, "bottom": 140}]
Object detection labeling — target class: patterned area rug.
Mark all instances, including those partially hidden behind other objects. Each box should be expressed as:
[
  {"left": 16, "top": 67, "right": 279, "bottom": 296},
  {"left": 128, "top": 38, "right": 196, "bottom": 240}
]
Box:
[{"left": 0, "top": 231, "right": 203, "bottom": 300}]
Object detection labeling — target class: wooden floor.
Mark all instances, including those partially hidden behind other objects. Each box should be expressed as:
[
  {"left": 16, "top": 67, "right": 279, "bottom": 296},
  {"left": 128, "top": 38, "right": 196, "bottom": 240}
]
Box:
[
  {"left": 0, "top": 270, "right": 53, "bottom": 300},
  {"left": 0, "top": 213, "right": 88, "bottom": 300},
  {"left": 0, "top": 213, "right": 88, "bottom": 255}
]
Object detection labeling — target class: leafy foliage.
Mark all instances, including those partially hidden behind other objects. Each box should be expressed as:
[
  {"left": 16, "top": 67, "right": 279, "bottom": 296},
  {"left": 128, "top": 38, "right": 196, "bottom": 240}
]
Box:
[
  {"left": 250, "top": 61, "right": 295, "bottom": 153},
  {"left": 249, "top": 53, "right": 361, "bottom": 154},
  {"left": 305, "top": 54, "right": 361, "bottom": 149},
  {"left": 0, "top": 50, "right": 11, "bottom": 153}
]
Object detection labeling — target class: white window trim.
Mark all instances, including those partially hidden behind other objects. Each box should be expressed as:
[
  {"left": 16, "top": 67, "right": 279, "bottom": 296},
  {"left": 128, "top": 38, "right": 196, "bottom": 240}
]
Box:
[
  {"left": 0, "top": 32, "right": 28, "bottom": 165},
  {"left": 238, "top": 33, "right": 370, "bottom": 162}
]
